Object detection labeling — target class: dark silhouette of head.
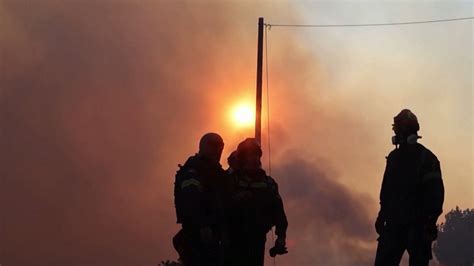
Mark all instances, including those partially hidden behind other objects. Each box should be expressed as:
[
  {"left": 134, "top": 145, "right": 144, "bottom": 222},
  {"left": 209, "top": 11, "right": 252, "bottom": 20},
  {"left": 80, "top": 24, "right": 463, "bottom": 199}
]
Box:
[
  {"left": 198, "top": 133, "right": 224, "bottom": 164},
  {"left": 392, "top": 109, "right": 420, "bottom": 145},
  {"left": 236, "top": 138, "right": 262, "bottom": 170}
]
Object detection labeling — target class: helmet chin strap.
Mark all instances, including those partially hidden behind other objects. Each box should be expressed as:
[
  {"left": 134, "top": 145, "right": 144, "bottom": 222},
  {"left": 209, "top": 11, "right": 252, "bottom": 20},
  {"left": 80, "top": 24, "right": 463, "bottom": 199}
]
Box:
[{"left": 392, "top": 134, "right": 422, "bottom": 146}]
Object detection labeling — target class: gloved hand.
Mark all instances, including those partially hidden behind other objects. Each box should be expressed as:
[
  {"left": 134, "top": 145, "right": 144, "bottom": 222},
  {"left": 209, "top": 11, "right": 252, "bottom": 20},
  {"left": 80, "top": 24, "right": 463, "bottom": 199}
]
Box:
[
  {"left": 269, "top": 237, "right": 288, "bottom": 257},
  {"left": 200, "top": 226, "right": 214, "bottom": 244},
  {"left": 375, "top": 216, "right": 386, "bottom": 235}
]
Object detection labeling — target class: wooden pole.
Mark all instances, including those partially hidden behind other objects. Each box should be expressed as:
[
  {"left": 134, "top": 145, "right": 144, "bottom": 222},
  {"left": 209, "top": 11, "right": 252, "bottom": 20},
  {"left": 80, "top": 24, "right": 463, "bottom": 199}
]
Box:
[{"left": 255, "top": 17, "right": 264, "bottom": 144}]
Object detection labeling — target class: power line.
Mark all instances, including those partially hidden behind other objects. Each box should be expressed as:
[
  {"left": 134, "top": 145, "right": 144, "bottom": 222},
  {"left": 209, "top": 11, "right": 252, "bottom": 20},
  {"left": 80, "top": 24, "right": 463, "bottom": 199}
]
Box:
[
  {"left": 264, "top": 22, "right": 277, "bottom": 266},
  {"left": 266, "top": 16, "right": 474, "bottom": 28},
  {"left": 265, "top": 25, "right": 271, "bottom": 177}
]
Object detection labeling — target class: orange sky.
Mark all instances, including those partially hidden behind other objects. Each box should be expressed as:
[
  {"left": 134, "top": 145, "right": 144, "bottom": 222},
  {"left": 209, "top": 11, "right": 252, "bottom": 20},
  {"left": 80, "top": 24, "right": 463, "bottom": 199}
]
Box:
[{"left": 1, "top": 1, "right": 471, "bottom": 265}]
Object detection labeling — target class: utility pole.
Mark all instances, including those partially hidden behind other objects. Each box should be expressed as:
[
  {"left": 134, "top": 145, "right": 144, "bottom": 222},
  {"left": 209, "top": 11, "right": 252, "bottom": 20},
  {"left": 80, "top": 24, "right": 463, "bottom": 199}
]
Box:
[{"left": 255, "top": 17, "right": 264, "bottom": 144}]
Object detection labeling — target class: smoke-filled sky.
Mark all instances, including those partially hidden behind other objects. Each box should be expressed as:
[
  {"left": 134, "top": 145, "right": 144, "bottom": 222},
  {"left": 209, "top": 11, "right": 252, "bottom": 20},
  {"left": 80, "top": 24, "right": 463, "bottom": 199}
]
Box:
[{"left": 1, "top": 1, "right": 472, "bottom": 265}]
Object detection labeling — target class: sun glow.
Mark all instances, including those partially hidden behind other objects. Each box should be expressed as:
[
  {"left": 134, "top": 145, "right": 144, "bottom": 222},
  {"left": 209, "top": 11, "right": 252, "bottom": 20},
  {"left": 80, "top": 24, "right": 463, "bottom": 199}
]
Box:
[{"left": 231, "top": 103, "right": 255, "bottom": 127}]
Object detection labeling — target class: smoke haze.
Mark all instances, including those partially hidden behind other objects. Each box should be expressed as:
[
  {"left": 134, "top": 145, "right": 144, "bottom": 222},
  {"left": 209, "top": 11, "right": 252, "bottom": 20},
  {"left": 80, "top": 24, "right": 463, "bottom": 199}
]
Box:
[{"left": 1, "top": 1, "right": 471, "bottom": 265}]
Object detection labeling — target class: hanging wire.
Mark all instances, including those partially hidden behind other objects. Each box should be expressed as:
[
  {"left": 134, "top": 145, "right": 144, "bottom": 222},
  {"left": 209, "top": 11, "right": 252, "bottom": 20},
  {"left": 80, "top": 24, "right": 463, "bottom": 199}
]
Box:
[
  {"left": 265, "top": 16, "right": 474, "bottom": 28},
  {"left": 265, "top": 25, "right": 272, "bottom": 176},
  {"left": 264, "top": 24, "right": 277, "bottom": 266}
]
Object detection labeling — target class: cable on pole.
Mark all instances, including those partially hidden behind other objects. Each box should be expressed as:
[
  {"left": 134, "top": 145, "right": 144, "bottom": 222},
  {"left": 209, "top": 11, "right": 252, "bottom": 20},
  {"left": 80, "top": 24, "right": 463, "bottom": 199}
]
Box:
[
  {"left": 264, "top": 22, "right": 277, "bottom": 266},
  {"left": 266, "top": 16, "right": 474, "bottom": 28},
  {"left": 265, "top": 24, "right": 272, "bottom": 176}
]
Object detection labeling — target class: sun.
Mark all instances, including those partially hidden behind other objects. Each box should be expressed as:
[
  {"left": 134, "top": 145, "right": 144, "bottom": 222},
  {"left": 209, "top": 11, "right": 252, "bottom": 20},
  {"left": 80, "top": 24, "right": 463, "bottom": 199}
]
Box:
[{"left": 232, "top": 103, "right": 255, "bottom": 127}]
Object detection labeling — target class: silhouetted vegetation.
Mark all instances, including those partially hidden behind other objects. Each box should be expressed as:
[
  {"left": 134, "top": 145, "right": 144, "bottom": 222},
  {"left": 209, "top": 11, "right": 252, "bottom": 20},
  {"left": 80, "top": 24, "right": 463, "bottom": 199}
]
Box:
[
  {"left": 158, "top": 260, "right": 182, "bottom": 266},
  {"left": 433, "top": 207, "right": 474, "bottom": 266}
]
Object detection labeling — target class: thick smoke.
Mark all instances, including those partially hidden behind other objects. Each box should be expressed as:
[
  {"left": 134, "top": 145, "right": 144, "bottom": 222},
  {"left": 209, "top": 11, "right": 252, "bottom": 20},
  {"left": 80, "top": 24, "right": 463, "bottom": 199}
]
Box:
[
  {"left": 271, "top": 152, "right": 376, "bottom": 265},
  {"left": 1, "top": 1, "right": 381, "bottom": 265}
]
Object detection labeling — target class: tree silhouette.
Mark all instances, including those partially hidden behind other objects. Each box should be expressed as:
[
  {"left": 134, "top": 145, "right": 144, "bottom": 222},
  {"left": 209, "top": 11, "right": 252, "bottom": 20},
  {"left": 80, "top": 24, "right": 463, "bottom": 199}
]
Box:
[
  {"left": 158, "top": 260, "right": 182, "bottom": 266},
  {"left": 433, "top": 207, "right": 474, "bottom": 266}
]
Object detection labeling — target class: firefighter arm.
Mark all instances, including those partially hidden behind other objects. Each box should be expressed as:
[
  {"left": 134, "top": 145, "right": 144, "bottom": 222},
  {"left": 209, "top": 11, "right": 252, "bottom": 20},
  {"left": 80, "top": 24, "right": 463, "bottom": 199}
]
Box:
[
  {"left": 375, "top": 157, "right": 392, "bottom": 235},
  {"left": 422, "top": 159, "right": 444, "bottom": 222},
  {"left": 271, "top": 187, "right": 289, "bottom": 257},
  {"left": 378, "top": 159, "right": 391, "bottom": 220},
  {"left": 274, "top": 197, "right": 288, "bottom": 239},
  {"left": 273, "top": 182, "right": 288, "bottom": 239}
]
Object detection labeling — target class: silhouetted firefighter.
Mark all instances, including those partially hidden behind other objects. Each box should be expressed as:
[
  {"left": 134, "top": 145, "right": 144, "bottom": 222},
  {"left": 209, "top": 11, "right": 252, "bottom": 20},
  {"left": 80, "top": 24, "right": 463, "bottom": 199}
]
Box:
[
  {"left": 226, "top": 138, "right": 288, "bottom": 266},
  {"left": 375, "top": 109, "right": 445, "bottom": 266},
  {"left": 174, "top": 133, "right": 228, "bottom": 266}
]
